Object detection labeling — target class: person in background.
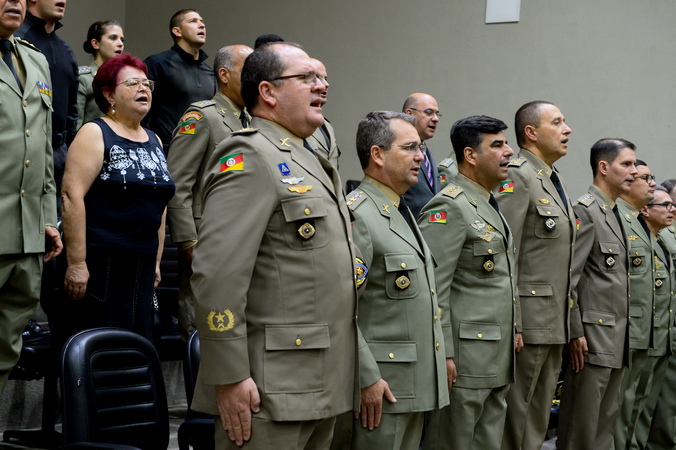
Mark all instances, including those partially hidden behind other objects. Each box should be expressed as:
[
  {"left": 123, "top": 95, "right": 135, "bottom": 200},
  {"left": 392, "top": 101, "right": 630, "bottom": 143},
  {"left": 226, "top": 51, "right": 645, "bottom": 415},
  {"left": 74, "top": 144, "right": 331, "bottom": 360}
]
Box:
[{"left": 77, "top": 20, "right": 124, "bottom": 129}]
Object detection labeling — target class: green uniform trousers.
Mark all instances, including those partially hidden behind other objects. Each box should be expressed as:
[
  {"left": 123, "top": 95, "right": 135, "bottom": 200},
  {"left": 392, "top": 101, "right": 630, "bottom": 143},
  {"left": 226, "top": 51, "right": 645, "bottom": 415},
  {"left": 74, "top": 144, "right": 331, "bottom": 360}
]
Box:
[
  {"left": 216, "top": 416, "right": 336, "bottom": 449},
  {"left": 630, "top": 354, "right": 669, "bottom": 449},
  {"left": 331, "top": 411, "right": 423, "bottom": 450},
  {"left": 646, "top": 354, "right": 676, "bottom": 449},
  {"left": 614, "top": 348, "right": 650, "bottom": 450},
  {"left": 0, "top": 253, "right": 42, "bottom": 398}
]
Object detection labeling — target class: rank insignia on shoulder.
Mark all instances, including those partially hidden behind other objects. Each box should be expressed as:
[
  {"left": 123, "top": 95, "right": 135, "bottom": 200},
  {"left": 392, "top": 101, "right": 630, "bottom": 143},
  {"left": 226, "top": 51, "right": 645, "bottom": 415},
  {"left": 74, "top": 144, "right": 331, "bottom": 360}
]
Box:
[
  {"left": 356, "top": 257, "right": 369, "bottom": 288},
  {"left": 395, "top": 275, "right": 411, "bottom": 290},
  {"left": 16, "top": 38, "right": 38, "bottom": 51},
  {"left": 219, "top": 152, "right": 243, "bottom": 173},
  {"left": 193, "top": 100, "right": 216, "bottom": 108},
  {"left": 298, "top": 222, "right": 316, "bottom": 239},
  {"left": 429, "top": 210, "right": 447, "bottom": 224},
  {"left": 442, "top": 184, "right": 463, "bottom": 198},
  {"left": 346, "top": 190, "right": 367, "bottom": 209},
  {"left": 508, "top": 157, "right": 526, "bottom": 167},
  {"left": 207, "top": 309, "right": 234, "bottom": 332},
  {"left": 539, "top": 198, "right": 550, "bottom": 204},
  {"left": 577, "top": 193, "right": 595, "bottom": 206},
  {"left": 499, "top": 180, "right": 514, "bottom": 193},
  {"left": 181, "top": 111, "right": 203, "bottom": 122},
  {"left": 288, "top": 185, "right": 312, "bottom": 193},
  {"left": 179, "top": 121, "right": 196, "bottom": 135},
  {"left": 440, "top": 158, "right": 455, "bottom": 168},
  {"left": 232, "top": 128, "right": 258, "bottom": 136},
  {"left": 78, "top": 65, "right": 92, "bottom": 75}
]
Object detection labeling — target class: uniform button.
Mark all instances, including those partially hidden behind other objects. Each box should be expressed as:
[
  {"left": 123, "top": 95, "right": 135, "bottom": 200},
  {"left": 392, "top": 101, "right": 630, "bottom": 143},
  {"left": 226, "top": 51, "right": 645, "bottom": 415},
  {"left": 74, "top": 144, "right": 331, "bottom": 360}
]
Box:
[
  {"left": 488, "top": 249, "right": 493, "bottom": 254},
  {"left": 478, "top": 333, "right": 483, "bottom": 339},
  {"left": 431, "top": 289, "right": 435, "bottom": 295},
  {"left": 436, "top": 342, "right": 440, "bottom": 350},
  {"left": 514, "top": 322, "right": 517, "bottom": 327},
  {"left": 513, "top": 298, "right": 516, "bottom": 304},
  {"left": 48, "top": 102, "right": 51, "bottom": 107},
  {"left": 531, "top": 290, "right": 536, "bottom": 295},
  {"left": 599, "top": 319, "right": 603, "bottom": 324},
  {"left": 401, "top": 263, "right": 406, "bottom": 269},
  {"left": 21, "top": 190, "right": 25, "bottom": 197},
  {"left": 670, "top": 309, "right": 673, "bottom": 313},
  {"left": 22, "top": 100, "right": 27, "bottom": 107},
  {"left": 295, "top": 338, "right": 302, "bottom": 346},
  {"left": 348, "top": 237, "right": 352, "bottom": 244},
  {"left": 388, "top": 352, "right": 394, "bottom": 359},
  {"left": 304, "top": 208, "right": 310, "bottom": 215},
  {"left": 25, "top": 129, "right": 30, "bottom": 137},
  {"left": 609, "top": 248, "right": 613, "bottom": 253},
  {"left": 25, "top": 160, "right": 30, "bottom": 167},
  {"left": 547, "top": 211, "right": 552, "bottom": 215},
  {"left": 434, "top": 315, "right": 438, "bottom": 323}
]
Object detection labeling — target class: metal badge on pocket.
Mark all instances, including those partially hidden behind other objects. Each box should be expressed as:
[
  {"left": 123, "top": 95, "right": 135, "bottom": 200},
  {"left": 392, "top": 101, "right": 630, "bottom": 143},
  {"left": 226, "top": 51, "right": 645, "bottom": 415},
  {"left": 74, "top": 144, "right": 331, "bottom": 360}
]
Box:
[
  {"left": 395, "top": 275, "right": 410, "bottom": 290},
  {"left": 606, "top": 256, "right": 616, "bottom": 267},
  {"left": 298, "top": 222, "right": 315, "bottom": 239},
  {"left": 545, "top": 218, "right": 556, "bottom": 231}
]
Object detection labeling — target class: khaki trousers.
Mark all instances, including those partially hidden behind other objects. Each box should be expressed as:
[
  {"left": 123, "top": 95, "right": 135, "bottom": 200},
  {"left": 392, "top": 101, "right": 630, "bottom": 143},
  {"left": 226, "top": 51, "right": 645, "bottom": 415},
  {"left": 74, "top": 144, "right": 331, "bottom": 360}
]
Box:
[{"left": 216, "top": 416, "right": 336, "bottom": 449}]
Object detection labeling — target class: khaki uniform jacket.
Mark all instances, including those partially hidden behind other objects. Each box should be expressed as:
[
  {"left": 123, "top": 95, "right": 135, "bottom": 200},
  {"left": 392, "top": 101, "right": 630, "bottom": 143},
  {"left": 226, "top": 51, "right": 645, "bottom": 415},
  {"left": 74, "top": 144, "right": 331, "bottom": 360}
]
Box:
[
  {"left": 496, "top": 150, "right": 575, "bottom": 344},
  {"left": 437, "top": 156, "right": 458, "bottom": 187},
  {"left": 618, "top": 199, "right": 655, "bottom": 350},
  {"left": 570, "top": 185, "right": 630, "bottom": 368},
  {"left": 419, "top": 176, "right": 516, "bottom": 389},
  {"left": 651, "top": 235, "right": 675, "bottom": 356},
  {"left": 76, "top": 61, "right": 100, "bottom": 129},
  {"left": 0, "top": 37, "right": 56, "bottom": 255},
  {"left": 166, "top": 93, "right": 244, "bottom": 244},
  {"left": 307, "top": 118, "right": 340, "bottom": 170},
  {"left": 190, "top": 117, "right": 359, "bottom": 421},
  {"left": 347, "top": 179, "right": 449, "bottom": 414}
]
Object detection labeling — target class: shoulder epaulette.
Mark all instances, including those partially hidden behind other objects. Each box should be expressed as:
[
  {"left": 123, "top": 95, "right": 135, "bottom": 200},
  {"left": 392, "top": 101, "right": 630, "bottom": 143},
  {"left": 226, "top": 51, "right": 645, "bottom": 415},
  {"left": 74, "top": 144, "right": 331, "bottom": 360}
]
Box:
[
  {"left": 231, "top": 127, "right": 258, "bottom": 136},
  {"left": 192, "top": 99, "right": 216, "bottom": 108},
  {"left": 508, "top": 157, "right": 527, "bottom": 167},
  {"left": 439, "top": 158, "right": 455, "bottom": 168},
  {"left": 78, "top": 65, "right": 92, "bottom": 75},
  {"left": 441, "top": 183, "right": 463, "bottom": 199},
  {"left": 15, "top": 38, "right": 39, "bottom": 52},
  {"left": 576, "top": 193, "right": 596, "bottom": 207},
  {"left": 346, "top": 189, "right": 367, "bottom": 210}
]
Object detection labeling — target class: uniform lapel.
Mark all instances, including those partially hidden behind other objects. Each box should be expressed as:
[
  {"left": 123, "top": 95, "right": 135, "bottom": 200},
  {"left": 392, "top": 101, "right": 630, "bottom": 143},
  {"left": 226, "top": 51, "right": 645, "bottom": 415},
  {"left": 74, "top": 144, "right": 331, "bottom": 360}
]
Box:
[{"left": 1, "top": 42, "right": 22, "bottom": 98}]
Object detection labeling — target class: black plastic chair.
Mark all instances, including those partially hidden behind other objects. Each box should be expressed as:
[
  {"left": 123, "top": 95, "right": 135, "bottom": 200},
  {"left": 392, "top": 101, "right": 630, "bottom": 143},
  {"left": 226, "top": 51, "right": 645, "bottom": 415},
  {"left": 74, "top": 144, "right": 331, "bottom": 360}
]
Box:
[
  {"left": 177, "top": 330, "right": 214, "bottom": 450},
  {"left": 60, "top": 328, "right": 169, "bottom": 450}
]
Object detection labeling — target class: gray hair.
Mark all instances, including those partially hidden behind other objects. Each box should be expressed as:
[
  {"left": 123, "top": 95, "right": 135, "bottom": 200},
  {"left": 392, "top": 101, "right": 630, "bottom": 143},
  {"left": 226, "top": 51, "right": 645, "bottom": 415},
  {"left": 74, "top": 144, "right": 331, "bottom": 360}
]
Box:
[
  {"left": 213, "top": 46, "right": 236, "bottom": 80},
  {"left": 356, "top": 111, "right": 416, "bottom": 169}
]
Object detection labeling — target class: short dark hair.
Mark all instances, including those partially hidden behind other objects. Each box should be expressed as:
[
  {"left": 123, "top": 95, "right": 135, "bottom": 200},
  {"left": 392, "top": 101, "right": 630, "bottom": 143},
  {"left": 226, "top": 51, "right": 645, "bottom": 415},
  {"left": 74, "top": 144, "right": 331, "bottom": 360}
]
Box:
[
  {"left": 451, "top": 115, "right": 508, "bottom": 164},
  {"left": 635, "top": 159, "right": 647, "bottom": 169},
  {"left": 83, "top": 20, "right": 121, "bottom": 55},
  {"left": 356, "top": 111, "right": 416, "bottom": 169},
  {"left": 589, "top": 138, "right": 636, "bottom": 178},
  {"left": 654, "top": 185, "right": 669, "bottom": 194},
  {"left": 169, "top": 9, "right": 198, "bottom": 41},
  {"left": 254, "top": 34, "right": 284, "bottom": 49},
  {"left": 93, "top": 52, "right": 148, "bottom": 114},
  {"left": 514, "top": 101, "right": 553, "bottom": 148},
  {"left": 240, "top": 42, "right": 302, "bottom": 112},
  {"left": 661, "top": 179, "right": 676, "bottom": 196}
]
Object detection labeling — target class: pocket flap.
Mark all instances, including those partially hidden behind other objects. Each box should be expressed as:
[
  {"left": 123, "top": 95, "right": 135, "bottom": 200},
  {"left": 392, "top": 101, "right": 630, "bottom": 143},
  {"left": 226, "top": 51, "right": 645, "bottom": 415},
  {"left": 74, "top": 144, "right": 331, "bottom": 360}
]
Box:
[
  {"left": 384, "top": 253, "right": 419, "bottom": 272},
  {"left": 265, "top": 324, "right": 330, "bottom": 350},
  {"left": 629, "top": 246, "right": 647, "bottom": 257},
  {"left": 582, "top": 310, "right": 616, "bottom": 326},
  {"left": 599, "top": 242, "right": 621, "bottom": 255},
  {"left": 281, "top": 196, "right": 328, "bottom": 221},
  {"left": 536, "top": 205, "right": 559, "bottom": 217},
  {"left": 473, "top": 241, "right": 501, "bottom": 256},
  {"left": 629, "top": 305, "right": 643, "bottom": 318},
  {"left": 368, "top": 341, "right": 417, "bottom": 362},
  {"left": 518, "top": 283, "right": 553, "bottom": 297},
  {"left": 458, "top": 322, "right": 501, "bottom": 340}
]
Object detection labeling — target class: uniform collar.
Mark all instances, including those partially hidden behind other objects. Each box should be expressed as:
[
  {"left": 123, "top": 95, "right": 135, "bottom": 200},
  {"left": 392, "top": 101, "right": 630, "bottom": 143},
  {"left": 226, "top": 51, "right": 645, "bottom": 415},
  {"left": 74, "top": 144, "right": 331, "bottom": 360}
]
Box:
[
  {"left": 520, "top": 149, "right": 555, "bottom": 177},
  {"left": 590, "top": 184, "right": 616, "bottom": 209},
  {"left": 24, "top": 11, "right": 62, "bottom": 35},
  {"left": 364, "top": 175, "right": 400, "bottom": 207},
  {"left": 217, "top": 91, "right": 246, "bottom": 120},
  {"left": 457, "top": 173, "right": 491, "bottom": 202}
]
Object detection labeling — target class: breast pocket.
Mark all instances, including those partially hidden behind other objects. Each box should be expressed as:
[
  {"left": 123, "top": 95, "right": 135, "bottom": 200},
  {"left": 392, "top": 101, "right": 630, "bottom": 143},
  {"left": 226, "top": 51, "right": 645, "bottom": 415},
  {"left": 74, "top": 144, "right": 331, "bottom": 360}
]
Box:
[
  {"left": 280, "top": 196, "right": 329, "bottom": 250},
  {"left": 473, "top": 240, "right": 501, "bottom": 278},
  {"left": 598, "top": 242, "right": 621, "bottom": 273},
  {"left": 383, "top": 253, "right": 419, "bottom": 299},
  {"left": 534, "top": 205, "right": 561, "bottom": 239},
  {"left": 629, "top": 245, "right": 649, "bottom": 275},
  {"left": 457, "top": 322, "right": 500, "bottom": 378}
]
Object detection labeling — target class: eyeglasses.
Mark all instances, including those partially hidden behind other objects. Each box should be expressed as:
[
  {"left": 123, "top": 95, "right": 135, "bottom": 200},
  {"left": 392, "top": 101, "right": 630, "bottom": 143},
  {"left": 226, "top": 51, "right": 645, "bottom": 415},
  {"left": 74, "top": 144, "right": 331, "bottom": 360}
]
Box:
[
  {"left": 116, "top": 77, "right": 155, "bottom": 92},
  {"left": 647, "top": 201, "right": 676, "bottom": 210},
  {"left": 635, "top": 174, "right": 656, "bottom": 183},
  {"left": 409, "top": 107, "right": 442, "bottom": 118},
  {"left": 388, "top": 143, "right": 424, "bottom": 153},
  {"left": 271, "top": 70, "right": 320, "bottom": 86}
]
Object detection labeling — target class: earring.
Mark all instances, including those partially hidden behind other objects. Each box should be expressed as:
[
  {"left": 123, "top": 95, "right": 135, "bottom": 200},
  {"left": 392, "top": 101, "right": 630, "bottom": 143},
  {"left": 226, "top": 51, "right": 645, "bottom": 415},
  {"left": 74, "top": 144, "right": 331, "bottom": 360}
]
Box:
[{"left": 111, "top": 103, "right": 115, "bottom": 114}]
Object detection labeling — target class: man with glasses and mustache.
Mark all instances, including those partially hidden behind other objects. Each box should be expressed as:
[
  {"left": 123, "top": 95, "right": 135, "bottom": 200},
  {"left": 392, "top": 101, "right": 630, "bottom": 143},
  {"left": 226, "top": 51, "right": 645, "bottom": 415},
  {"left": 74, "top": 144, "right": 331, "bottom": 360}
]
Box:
[
  {"left": 190, "top": 42, "right": 358, "bottom": 449},
  {"left": 402, "top": 93, "right": 442, "bottom": 218},
  {"left": 613, "top": 160, "right": 657, "bottom": 449}
]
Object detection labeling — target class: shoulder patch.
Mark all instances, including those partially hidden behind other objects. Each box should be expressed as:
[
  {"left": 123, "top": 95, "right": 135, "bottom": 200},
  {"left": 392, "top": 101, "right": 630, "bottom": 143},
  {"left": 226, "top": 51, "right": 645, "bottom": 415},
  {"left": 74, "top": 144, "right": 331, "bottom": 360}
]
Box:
[
  {"left": 181, "top": 111, "right": 203, "bottom": 123},
  {"left": 439, "top": 158, "right": 455, "bottom": 168},
  {"left": 232, "top": 127, "right": 259, "bottom": 136},
  {"left": 78, "top": 65, "right": 92, "bottom": 75},
  {"left": 15, "top": 38, "right": 39, "bottom": 52},
  {"left": 346, "top": 189, "right": 367, "bottom": 210},
  {"left": 576, "top": 193, "right": 596, "bottom": 207},
  {"left": 192, "top": 100, "right": 216, "bottom": 108},
  {"left": 508, "top": 157, "right": 527, "bottom": 167},
  {"left": 442, "top": 183, "right": 463, "bottom": 199}
]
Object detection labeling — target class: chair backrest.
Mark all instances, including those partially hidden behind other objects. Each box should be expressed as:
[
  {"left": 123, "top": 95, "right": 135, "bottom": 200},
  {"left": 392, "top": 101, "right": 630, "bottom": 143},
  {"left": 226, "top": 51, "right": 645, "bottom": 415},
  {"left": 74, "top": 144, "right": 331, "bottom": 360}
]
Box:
[
  {"left": 183, "top": 330, "right": 201, "bottom": 408},
  {"left": 60, "top": 328, "right": 169, "bottom": 450}
]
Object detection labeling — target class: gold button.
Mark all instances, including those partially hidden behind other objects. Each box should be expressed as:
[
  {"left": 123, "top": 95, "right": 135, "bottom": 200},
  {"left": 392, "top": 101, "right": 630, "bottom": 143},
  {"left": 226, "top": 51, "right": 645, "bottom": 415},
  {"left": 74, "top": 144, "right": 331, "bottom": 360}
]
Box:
[
  {"left": 388, "top": 352, "right": 394, "bottom": 359},
  {"left": 436, "top": 342, "right": 440, "bottom": 350},
  {"left": 431, "top": 289, "right": 435, "bottom": 295},
  {"left": 547, "top": 211, "right": 552, "bottom": 215},
  {"left": 434, "top": 315, "right": 438, "bottom": 323},
  {"left": 295, "top": 338, "right": 302, "bottom": 346},
  {"left": 22, "top": 100, "right": 27, "bottom": 107},
  {"left": 609, "top": 248, "right": 613, "bottom": 253},
  {"left": 348, "top": 237, "right": 352, "bottom": 244},
  {"left": 599, "top": 319, "right": 603, "bottom": 323},
  {"left": 531, "top": 290, "right": 536, "bottom": 295},
  {"left": 670, "top": 309, "right": 673, "bottom": 313},
  {"left": 401, "top": 263, "right": 406, "bottom": 269},
  {"left": 636, "top": 251, "right": 639, "bottom": 255},
  {"left": 513, "top": 299, "right": 516, "bottom": 304},
  {"left": 514, "top": 322, "right": 517, "bottom": 327},
  {"left": 478, "top": 333, "right": 483, "bottom": 339},
  {"left": 21, "top": 190, "right": 25, "bottom": 197},
  {"left": 304, "top": 208, "right": 310, "bottom": 215},
  {"left": 48, "top": 102, "right": 51, "bottom": 107},
  {"left": 25, "top": 129, "right": 30, "bottom": 137},
  {"left": 488, "top": 249, "right": 493, "bottom": 254},
  {"left": 25, "top": 160, "right": 30, "bottom": 167}
]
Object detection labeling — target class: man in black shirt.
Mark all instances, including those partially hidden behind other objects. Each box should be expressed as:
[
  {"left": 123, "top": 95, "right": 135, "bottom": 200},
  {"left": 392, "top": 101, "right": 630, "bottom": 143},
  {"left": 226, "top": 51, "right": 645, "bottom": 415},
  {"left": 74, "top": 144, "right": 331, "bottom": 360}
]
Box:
[{"left": 143, "top": 9, "right": 216, "bottom": 153}]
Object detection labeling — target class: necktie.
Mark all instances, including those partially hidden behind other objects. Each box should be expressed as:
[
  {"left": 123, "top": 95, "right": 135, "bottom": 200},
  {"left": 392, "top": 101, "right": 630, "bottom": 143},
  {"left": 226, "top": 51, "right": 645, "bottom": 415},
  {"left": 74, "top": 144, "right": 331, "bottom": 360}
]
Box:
[
  {"left": 239, "top": 111, "right": 248, "bottom": 128},
  {"left": 489, "top": 193, "right": 500, "bottom": 214},
  {"left": 423, "top": 145, "right": 433, "bottom": 188},
  {"left": 612, "top": 205, "right": 622, "bottom": 227},
  {"left": 550, "top": 171, "right": 568, "bottom": 213},
  {"left": 0, "top": 40, "right": 22, "bottom": 93},
  {"left": 398, "top": 196, "right": 414, "bottom": 231},
  {"left": 637, "top": 213, "right": 650, "bottom": 237}
]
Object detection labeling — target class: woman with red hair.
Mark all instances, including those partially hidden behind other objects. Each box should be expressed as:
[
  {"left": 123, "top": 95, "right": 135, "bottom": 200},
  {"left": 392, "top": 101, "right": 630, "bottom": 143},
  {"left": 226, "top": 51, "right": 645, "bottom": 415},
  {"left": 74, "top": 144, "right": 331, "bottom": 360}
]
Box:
[{"left": 61, "top": 52, "right": 175, "bottom": 340}]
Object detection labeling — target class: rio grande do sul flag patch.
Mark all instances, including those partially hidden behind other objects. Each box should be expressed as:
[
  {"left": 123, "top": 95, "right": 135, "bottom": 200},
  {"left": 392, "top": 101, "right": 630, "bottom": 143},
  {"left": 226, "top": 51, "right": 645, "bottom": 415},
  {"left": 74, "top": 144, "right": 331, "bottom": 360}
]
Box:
[
  {"left": 220, "top": 153, "right": 243, "bottom": 173},
  {"left": 179, "top": 121, "right": 196, "bottom": 135},
  {"left": 429, "top": 210, "right": 447, "bottom": 224},
  {"left": 499, "top": 180, "right": 514, "bottom": 194}
]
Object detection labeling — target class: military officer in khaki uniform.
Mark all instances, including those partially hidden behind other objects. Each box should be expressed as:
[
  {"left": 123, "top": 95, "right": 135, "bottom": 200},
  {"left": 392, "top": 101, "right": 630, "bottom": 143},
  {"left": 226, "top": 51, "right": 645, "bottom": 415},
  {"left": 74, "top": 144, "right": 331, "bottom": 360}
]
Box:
[
  {"left": 613, "top": 160, "right": 657, "bottom": 450},
  {"left": 76, "top": 61, "right": 98, "bottom": 128},
  {"left": 437, "top": 155, "right": 458, "bottom": 187},
  {"left": 630, "top": 186, "right": 675, "bottom": 449},
  {"left": 330, "top": 111, "right": 451, "bottom": 450},
  {"left": 557, "top": 138, "right": 637, "bottom": 450},
  {"left": 496, "top": 101, "right": 574, "bottom": 450},
  {"left": 306, "top": 59, "right": 340, "bottom": 169},
  {"left": 419, "top": 115, "right": 517, "bottom": 450},
  {"left": 166, "top": 44, "right": 252, "bottom": 340},
  {"left": 190, "top": 42, "right": 358, "bottom": 449},
  {"left": 0, "top": 0, "right": 62, "bottom": 399}
]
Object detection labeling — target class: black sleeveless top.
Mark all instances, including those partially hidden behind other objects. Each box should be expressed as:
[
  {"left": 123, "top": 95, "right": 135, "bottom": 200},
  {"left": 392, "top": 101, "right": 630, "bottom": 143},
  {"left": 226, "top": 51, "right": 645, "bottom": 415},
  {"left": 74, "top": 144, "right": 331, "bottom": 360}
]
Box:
[{"left": 84, "top": 118, "right": 175, "bottom": 254}]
